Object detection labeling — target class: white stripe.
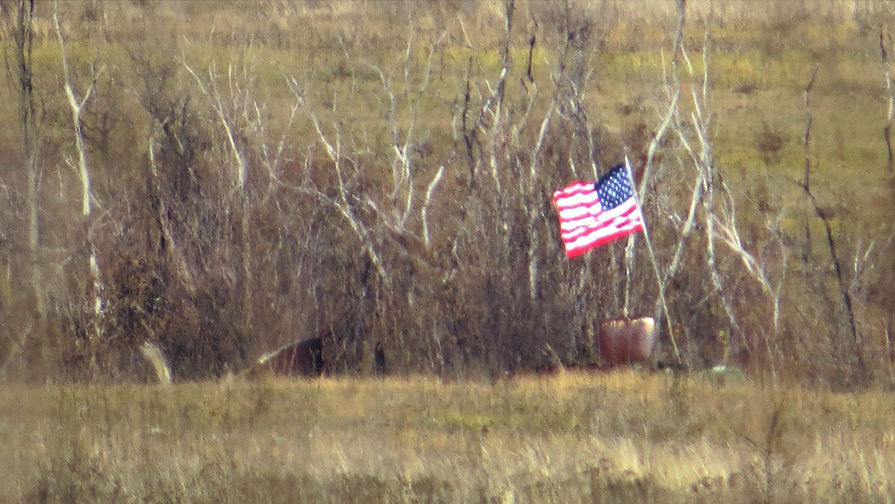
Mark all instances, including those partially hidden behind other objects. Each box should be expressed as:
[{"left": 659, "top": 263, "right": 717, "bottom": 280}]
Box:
[
  {"left": 554, "top": 182, "right": 594, "bottom": 198},
  {"left": 565, "top": 215, "right": 643, "bottom": 246},
  {"left": 563, "top": 203, "right": 643, "bottom": 245},
  {"left": 565, "top": 217, "right": 644, "bottom": 251},
  {"left": 559, "top": 198, "right": 638, "bottom": 233},
  {"left": 554, "top": 190, "right": 599, "bottom": 210},
  {"left": 558, "top": 201, "right": 602, "bottom": 223}
]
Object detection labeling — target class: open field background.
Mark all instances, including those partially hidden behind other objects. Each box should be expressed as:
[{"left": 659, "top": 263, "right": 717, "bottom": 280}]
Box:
[
  {"left": 1, "top": 0, "right": 895, "bottom": 380},
  {"left": 2, "top": 0, "right": 893, "bottom": 385},
  {"left": 5, "top": 371, "right": 895, "bottom": 503},
  {"left": 5, "top": 3, "right": 895, "bottom": 502}
]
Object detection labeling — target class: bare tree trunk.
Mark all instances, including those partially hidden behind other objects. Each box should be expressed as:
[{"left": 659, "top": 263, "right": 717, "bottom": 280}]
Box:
[
  {"left": 0, "top": 0, "right": 43, "bottom": 375},
  {"left": 801, "top": 65, "right": 864, "bottom": 372},
  {"left": 880, "top": 28, "right": 895, "bottom": 176},
  {"left": 8, "top": 0, "right": 43, "bottom": 319},
  {"left": 643, "top": 0, "right": 688, "bottom": 365},
  {"left": 182, "top": 62, "right": 253, "bottom": 328},
  {"left": 55, "top": 3, "right": 104, "bottom": 355}
]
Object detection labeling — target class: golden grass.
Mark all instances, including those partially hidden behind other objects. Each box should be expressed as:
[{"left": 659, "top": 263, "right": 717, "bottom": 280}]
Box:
[
  {"left": 3, "top": 371, "right": 895, "bottom": 502},
  {"left": 1, "top": 2, "right": 894, "bottom": 499}
]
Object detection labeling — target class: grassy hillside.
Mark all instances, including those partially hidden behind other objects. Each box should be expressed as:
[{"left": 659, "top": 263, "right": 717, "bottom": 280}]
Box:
[
  {"left": 0, "top": 0, "right": 893, "bottom": 385},
  {"left": 2, "top": 3, "right": 893, "bottom": 503},
  {"left": 4, "top": 371, "right": 894, "bottom": 503}
]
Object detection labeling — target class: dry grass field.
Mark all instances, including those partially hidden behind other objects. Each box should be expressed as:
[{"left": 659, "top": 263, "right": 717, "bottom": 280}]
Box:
[
  {"left": 2, "top": 1, "right": 895, "bottom": 502},
  {"left": 4, "top": 370, "right": 895, "bottom": 503}
]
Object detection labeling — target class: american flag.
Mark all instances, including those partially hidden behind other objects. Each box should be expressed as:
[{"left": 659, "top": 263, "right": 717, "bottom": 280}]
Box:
[{"left": 552, "top": 162, "right": 645, "bottom": 258}]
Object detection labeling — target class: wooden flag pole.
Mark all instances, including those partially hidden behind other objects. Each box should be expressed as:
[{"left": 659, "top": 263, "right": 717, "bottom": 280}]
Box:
[{"left": 624, "top": 156, "right": 681, "bottom": 363}]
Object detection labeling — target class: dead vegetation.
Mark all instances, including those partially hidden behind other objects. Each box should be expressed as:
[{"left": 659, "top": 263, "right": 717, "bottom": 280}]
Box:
[
  {"left": 0, "top": 0, "right": 891, "bottom": 389},
  {"left": 4, "top": 371, "right": 895, "bottom": 503}
]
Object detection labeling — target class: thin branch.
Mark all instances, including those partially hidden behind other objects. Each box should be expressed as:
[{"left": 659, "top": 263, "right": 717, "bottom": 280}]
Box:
[
  {"left": 880, "top": 28, "right": 895, "bottom": 175},
  {"left": 800, "top": 64, "right": 864, "bottom": 371},
  {"left": 641, "top": 0, "right": 686, "bottom": 202},
  {"left": 422, "top": 165, "right": 445, "bottom": 250},
  {"left": 182, "top": 58, "right": 248, "bottom": 191}
]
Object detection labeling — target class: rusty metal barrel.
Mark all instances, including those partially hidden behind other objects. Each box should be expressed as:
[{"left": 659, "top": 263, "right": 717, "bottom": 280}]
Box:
[{"left": 598, "top": 317, "right": 656, "bottom": 367}]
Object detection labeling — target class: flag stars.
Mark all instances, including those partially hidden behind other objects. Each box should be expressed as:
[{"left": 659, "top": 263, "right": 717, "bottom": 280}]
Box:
[{"left": 596, "top": 164, "right": 634, "bottom": 211}]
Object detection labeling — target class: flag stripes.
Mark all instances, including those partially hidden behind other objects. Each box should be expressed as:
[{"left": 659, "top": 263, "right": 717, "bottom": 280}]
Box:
[{"left": 553, "top": 164, "right": 645, "bottom": 258}]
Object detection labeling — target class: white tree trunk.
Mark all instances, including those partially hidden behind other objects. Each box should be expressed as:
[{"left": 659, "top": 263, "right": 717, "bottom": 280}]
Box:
[{"left": 55, "top": 6, "right": 104, "bottom": 327}]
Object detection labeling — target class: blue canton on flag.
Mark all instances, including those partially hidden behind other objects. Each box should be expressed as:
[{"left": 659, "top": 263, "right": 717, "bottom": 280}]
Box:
[{"left": 596, "top": 164, "right": 637, "bottom": 211}]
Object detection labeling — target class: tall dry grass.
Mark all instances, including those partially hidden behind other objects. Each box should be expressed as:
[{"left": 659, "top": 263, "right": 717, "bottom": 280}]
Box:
[{"left": 4, "top": 371, "right": 894, "bottom": 503}]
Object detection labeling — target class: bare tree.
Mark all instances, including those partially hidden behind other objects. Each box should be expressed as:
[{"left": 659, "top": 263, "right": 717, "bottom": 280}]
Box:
[
  {"left": 880, "top": 27, "right": 895, "bottom": 176},
  {"left": 653, "top": 1, "right": 787, "bottom": 376},
  {"left": 1, "top": 0, "right": 42, "bottom": 373},
  {"left": 634, "top": 0, "right": 689, "bottom": 365},
  {"left": 800, "top": 65, "right": 865, "bottom": 372},
  {"left": 181, "top": 60, "right": 255, "bottom": 329},
  {"left": 54, "top": 2, "right": 105, "bottom": 363}
]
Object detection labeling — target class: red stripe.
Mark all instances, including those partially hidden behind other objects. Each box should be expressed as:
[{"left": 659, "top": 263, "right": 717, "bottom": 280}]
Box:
[
  {"left": 553, "top": 180, "right": 645, "bottom": 258},
  {"left": 559, "top": 199, "right": 639, "bottom": 239},
  {"left": 565, "top": 225, "right": 644, "bottom": 257},
  {"left": 561, "top": 210, "right": 644, "bottom": 257}
]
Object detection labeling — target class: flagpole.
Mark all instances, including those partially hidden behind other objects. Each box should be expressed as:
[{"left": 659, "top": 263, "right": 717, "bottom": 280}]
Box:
[{"left": 625, "top": 156, "right": 681, "bottom": 363}]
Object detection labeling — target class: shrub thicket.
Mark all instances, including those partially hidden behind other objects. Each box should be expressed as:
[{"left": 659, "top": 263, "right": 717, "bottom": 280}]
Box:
[{"left": 0, "top": 0, "right": 892, "bottom": 385}]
